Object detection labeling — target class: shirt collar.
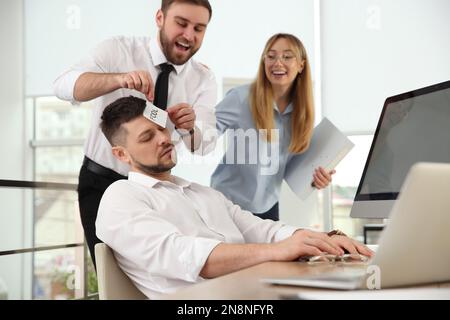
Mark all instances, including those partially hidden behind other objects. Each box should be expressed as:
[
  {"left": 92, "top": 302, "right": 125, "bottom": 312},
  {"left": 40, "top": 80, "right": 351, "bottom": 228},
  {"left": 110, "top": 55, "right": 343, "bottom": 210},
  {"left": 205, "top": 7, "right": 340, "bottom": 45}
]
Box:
[
  {"left": 273, "top": 102, "right": 294, "bottom": 115},
  {"left": 128, "top": 171, "right": 192, "bottom": 189},
  {"left": 149, "top": 37, "right": 185, "bottom": 74}
]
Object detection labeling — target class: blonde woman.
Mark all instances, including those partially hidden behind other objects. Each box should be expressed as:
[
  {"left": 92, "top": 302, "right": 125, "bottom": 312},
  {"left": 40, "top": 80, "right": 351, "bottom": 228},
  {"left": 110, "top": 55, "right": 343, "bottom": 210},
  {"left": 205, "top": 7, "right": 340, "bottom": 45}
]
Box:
[{"left": 211, "top": 33, "right": 335, "bottom": 221}]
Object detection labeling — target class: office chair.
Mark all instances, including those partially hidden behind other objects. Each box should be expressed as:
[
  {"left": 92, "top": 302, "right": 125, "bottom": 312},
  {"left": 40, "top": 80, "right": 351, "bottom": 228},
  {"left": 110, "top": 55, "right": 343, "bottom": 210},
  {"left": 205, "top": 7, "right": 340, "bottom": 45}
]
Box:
[{"left": 95, "top": 243, "right": 147, "bottom": 300}]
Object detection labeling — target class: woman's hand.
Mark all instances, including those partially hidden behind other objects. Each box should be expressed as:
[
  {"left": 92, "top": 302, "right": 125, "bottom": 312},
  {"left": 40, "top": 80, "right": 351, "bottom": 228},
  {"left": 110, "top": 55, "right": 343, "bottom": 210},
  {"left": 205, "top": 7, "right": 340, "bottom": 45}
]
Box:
[{"left": 312, "top": 167, "right": 336, "bottom": 189}]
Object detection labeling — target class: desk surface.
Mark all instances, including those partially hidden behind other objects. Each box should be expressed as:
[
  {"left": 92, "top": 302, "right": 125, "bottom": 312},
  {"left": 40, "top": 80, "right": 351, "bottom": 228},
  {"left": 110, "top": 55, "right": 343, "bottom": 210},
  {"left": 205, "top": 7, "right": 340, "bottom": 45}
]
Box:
[{"left": 162, "top": 261, "right": 450, "bottom": 300}]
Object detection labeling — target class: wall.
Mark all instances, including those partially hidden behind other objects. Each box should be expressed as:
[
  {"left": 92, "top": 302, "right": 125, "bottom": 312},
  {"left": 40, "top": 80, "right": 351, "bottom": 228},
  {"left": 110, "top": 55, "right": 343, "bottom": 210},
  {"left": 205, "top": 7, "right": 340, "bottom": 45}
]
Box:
[{"left": 322, "top": 0, "right": 450, "bottom": 133}]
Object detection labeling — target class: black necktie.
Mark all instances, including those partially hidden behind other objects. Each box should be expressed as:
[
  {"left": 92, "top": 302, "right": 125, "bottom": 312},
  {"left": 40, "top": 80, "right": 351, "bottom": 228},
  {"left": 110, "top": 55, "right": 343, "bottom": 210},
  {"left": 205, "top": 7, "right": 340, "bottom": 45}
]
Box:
[{"left": 154, "top": 63, "right": 174, "bottom": 110}]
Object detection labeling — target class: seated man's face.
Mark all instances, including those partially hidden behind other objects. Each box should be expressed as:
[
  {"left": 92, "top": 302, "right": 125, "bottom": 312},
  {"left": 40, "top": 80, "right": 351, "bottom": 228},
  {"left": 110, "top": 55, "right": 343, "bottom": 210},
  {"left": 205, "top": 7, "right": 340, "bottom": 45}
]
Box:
[{"left": 119, "top": 116, "right": 176, "bottom": 174}]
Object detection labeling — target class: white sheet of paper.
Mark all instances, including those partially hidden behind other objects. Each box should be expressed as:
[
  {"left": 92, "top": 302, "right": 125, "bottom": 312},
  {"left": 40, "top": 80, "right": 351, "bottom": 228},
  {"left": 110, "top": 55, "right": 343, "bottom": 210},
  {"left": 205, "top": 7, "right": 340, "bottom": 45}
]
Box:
[
  {"left": 285, "top": 117, "right": 354, "bottom": 200},
  {"left": 143, "top": 102, "right": 168, "bottom": 128}
]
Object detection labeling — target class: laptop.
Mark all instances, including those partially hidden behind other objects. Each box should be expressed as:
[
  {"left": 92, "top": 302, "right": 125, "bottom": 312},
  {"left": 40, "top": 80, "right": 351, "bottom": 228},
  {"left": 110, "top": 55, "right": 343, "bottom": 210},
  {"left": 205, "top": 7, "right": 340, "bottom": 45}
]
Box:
[{"left": 262, "top": 162, "right": 450, "bottom": 290}]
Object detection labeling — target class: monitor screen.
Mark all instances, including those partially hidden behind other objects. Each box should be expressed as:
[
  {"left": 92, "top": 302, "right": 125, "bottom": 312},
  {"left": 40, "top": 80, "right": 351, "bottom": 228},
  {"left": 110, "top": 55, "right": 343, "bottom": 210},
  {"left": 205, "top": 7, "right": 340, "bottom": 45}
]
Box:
[{"left": 350, "top": 80, "right": 450, "bottom": 218}]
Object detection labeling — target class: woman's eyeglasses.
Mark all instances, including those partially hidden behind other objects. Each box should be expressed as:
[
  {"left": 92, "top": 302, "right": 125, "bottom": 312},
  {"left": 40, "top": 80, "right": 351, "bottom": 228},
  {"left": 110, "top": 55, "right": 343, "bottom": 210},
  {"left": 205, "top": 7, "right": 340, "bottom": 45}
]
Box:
[{"left": 264, "top": 54, "right": 296, "bottom": 65}]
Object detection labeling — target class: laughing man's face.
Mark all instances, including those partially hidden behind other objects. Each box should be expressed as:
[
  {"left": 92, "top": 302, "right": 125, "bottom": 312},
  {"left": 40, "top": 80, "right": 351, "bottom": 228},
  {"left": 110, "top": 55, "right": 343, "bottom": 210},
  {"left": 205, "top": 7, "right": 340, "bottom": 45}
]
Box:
[{"left": 156, "top": 3, "right": 209, "bottom": 65}]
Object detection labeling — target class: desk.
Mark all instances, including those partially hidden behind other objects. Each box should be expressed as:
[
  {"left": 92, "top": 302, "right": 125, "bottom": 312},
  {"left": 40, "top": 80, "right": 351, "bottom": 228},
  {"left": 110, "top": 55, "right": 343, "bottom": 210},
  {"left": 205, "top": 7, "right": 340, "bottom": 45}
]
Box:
[{"left": 162, "top": 261, "right": 450, "bottom": 300}]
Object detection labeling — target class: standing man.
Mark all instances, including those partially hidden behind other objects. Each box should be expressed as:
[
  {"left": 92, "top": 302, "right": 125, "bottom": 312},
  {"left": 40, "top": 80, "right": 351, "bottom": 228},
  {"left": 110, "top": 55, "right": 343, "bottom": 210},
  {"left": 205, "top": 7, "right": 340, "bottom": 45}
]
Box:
[{"left": 53, "top": 0, "right": 217, "bottom": 266}]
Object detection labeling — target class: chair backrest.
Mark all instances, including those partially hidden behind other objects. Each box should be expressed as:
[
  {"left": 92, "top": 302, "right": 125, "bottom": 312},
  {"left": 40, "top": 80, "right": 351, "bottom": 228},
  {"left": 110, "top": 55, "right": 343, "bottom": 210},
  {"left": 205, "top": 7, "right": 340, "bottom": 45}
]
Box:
[{"left": 95, "top": 243, "right": 147, "bottom": 300}]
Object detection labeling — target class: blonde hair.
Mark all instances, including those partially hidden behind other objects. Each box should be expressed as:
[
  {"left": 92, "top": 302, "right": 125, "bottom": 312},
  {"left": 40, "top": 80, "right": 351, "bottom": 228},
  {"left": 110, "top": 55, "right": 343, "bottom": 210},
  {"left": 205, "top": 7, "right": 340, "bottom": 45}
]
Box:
[{"left": 249, "top": 33, "right": 314, "bottom": 153}]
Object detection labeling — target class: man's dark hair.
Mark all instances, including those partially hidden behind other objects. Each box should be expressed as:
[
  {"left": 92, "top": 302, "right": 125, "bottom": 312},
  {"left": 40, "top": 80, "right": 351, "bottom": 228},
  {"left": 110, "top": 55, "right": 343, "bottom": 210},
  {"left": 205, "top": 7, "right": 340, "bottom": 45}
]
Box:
[
  {"left": 100, "top": 96, "right": 146, "bottom": 146},
  {"left": 161, "top": 0, "right": 212, "bottom": 20}
]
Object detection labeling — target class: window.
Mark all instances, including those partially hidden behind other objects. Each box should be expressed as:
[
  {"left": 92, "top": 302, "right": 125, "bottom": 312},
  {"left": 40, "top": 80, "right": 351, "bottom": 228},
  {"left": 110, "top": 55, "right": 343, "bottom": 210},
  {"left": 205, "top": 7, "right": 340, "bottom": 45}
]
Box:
[{"left": 0, "top": 96, "right": 97, "bottom": 300}]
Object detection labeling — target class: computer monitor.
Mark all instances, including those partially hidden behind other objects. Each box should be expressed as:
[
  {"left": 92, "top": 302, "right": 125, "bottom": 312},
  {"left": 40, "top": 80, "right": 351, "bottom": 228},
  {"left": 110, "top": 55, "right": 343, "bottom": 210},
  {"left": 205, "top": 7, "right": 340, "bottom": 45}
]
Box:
[{"left": 350, "top": 80, "right": 450, "bottom": 218}]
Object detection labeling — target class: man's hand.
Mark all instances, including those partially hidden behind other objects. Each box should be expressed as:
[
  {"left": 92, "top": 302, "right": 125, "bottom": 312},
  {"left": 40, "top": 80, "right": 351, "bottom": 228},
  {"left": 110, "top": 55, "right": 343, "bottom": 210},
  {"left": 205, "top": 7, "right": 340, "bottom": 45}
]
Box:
[
  {"left": 312, "top": 167, "right": 336, "bottom": 189},
  {"left": 328, "top": 235, "right": 374, "bottom": 257},
  {"left": 167, "top": 103, "right": 196, "bottom": 131},
  {"left": 274, "top": 229, "right": 374, "bottom": 262},
  {"left": 116, "top": 70, "right": 154, "bottom": 102},
  {"left": 273, "top": 229, "right": 345, "bottom": 261}
]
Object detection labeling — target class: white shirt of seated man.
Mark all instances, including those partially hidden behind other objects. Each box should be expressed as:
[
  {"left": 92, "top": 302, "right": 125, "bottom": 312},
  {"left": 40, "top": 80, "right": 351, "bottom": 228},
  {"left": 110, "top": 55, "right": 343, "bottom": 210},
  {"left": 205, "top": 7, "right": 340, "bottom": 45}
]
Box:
[{"left": 96, "top": 97, "right": 373, "bottom": 299}]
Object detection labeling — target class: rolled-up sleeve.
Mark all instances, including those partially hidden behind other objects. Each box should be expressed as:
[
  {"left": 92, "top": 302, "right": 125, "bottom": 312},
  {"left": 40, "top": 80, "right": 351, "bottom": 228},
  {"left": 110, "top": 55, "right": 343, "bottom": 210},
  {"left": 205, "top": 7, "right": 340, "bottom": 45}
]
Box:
[
  {"left": 96, "top": 184, "right": 221, "bottom": 283},
  {"left": 53, "top": 38, "right": 114, "bottom": 104},
  {"left": 170, "top": 235, "right": 221, "bottom": 281},
  {"left": 218, "top": 191, "right": 299, "bottom": 243},
  {"left": 53, "top": 70, "right": 85, "bottom": 103}
]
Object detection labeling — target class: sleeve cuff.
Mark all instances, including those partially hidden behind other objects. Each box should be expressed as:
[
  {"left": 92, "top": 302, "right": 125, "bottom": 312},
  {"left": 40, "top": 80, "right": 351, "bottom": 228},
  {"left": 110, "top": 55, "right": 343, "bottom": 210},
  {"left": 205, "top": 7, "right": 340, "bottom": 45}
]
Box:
[
  {"left": 69, "top": 70, "right": 85, "bottom": 105},
  {"left": 176, "top": 128, "right": 195, "bottom": 137},
  {"left": 272, "top": 225, "right": 300, "bottom": 242},
  {"left": 53, "top": 70, "right": 84, "bottom": 105},
  {"left": 177, "top": 237, "right": 221, "bottom": 282}
]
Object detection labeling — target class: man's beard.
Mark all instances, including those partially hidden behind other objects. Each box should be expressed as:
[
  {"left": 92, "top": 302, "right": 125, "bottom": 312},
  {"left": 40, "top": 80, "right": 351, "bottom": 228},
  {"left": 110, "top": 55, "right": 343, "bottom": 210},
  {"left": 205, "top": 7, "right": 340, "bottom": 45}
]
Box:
[
  {"left": 160, "top": 28, "right": 198, "bottom": 65},
  {"left": 131, "top": 156, "right": 176, "bottom": 175}
]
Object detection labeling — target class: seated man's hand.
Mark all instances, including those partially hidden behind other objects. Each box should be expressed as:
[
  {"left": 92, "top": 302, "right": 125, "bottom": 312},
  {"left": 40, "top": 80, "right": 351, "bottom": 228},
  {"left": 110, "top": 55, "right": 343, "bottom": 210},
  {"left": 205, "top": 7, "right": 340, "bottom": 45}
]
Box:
[
  {"left": 274, "top": 229, "right": 345, "bottom": 261},
  {"left": 167, "top": 103, "right": 196, "bottom": 131},
  {"left": 328, "top": 235, "right": 374, "bottom": 258},
  {"left": 312, "top": 167, "right": 336, "bottom": 189}
]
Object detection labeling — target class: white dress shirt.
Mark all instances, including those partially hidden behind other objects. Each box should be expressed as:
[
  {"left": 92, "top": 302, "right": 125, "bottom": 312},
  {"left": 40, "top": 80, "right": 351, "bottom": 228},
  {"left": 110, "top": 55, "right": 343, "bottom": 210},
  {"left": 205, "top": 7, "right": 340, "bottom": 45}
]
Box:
[
  {"left": 53, "top": 36, "right": 218, "bottom": 176},
  {"left": 96, "top": 172, "right": 299, "bottom": 299}
]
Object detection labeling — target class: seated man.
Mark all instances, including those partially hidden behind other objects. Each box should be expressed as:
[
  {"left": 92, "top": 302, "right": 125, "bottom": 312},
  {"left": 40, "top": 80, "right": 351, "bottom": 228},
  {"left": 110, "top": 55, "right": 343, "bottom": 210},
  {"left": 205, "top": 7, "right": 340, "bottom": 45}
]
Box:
[{"left": 96, "top": 96, "right": 372, "bottom": 299}]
